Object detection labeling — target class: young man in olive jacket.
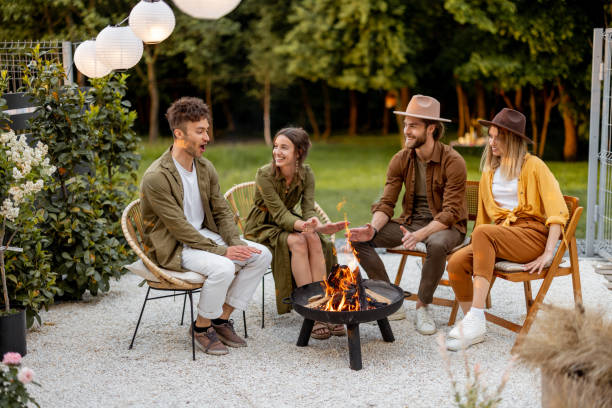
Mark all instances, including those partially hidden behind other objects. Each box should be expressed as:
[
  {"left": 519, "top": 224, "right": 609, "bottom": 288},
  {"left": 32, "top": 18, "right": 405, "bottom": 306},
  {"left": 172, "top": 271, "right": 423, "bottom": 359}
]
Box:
[
  {"left": 140, "top": 97, "right": 272, "bottom": 355},
  {"left": 349, "top": 95, "right": 467, "bottom": 335}
]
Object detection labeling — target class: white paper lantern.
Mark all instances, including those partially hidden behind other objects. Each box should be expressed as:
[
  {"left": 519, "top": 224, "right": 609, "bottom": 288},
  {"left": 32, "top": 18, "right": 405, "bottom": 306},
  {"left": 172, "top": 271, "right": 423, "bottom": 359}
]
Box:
[
  {"left": 96, "top": 26, "right": 144, "bottom": 70},
  {"left": 73, "top": 40, "right": 112, "bottom": 78},
  {"left": 172, "top": 0, "right": 242, "bottom": 19},
  {"left": 129, "top": 0, "right": 175, "bottom": 44}
]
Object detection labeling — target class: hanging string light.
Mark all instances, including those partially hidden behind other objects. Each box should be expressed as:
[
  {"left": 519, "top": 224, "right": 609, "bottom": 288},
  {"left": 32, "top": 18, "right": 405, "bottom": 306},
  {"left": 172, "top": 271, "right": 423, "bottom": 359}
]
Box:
[
  {"left": 73, "top": 40, "right": 112, "bottom": 79},
  {"left": 172, "top": 0, "right": 242, "bottom": 19},
  {"left": 74, "top": 0, "right": 238, "bottom": 77},
  {"left": 129, "top": 0, "right": 175, "bottom": 44},
  {"left": 96, "top": 26, "right": 144, "bottom": 71}
]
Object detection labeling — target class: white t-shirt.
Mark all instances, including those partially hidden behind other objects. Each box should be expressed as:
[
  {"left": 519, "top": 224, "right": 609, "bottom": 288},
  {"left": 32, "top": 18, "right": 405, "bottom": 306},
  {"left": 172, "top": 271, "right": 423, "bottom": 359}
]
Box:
[
  {"left": 173, "top": 158, "right": 205, "bottom": 231},
  {"left": 492, "top": 167, "right": 518, "bottom": 210}
]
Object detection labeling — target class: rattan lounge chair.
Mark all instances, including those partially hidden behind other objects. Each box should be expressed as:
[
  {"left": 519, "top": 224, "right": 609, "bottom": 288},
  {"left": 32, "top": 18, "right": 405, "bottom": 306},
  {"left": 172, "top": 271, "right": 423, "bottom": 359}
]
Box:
[{"left": 121, "top": 199, "right": 248, "bottom": 360}]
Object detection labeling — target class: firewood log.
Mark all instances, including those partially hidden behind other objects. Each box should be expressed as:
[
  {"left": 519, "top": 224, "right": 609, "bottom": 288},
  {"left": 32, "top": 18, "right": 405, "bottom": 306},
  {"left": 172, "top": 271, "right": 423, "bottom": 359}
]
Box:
[
  {"left": 365, "top": 288, "right": 391, "bottom": 304},
  {"left": 306, "top": 295, "right": 330, "bottom": 308}
]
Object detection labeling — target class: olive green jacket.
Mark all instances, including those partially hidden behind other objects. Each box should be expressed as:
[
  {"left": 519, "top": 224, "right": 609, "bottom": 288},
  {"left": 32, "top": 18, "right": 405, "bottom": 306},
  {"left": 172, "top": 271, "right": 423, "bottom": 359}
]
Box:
[
  {"left": 140, "top": 147, "right": 245, "bottom": 271},
  {"left": 244, "top": 163, "right": 336, "bottom": 314}
]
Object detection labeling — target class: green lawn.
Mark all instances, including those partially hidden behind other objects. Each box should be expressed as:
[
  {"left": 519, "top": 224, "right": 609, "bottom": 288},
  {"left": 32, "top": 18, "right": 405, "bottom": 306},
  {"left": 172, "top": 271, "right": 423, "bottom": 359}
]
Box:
[{"left": 137, "top": 135, "right": 588, "bottom": 238}]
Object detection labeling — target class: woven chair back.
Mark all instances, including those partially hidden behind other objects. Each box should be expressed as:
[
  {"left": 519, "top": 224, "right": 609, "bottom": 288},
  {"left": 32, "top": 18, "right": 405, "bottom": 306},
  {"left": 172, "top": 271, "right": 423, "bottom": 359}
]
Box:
[
  {"left": 121, "top": 199, "right": 202, "bottom": 290},
  {"left": 224, "top": 181, "right": 335, "bottom": 244}
]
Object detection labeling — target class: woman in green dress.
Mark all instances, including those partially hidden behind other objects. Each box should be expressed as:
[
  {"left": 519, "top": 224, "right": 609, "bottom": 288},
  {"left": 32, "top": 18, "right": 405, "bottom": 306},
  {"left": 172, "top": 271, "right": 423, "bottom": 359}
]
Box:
[{"left": 244, "top": 127, "right": 347, "bottom": 339}]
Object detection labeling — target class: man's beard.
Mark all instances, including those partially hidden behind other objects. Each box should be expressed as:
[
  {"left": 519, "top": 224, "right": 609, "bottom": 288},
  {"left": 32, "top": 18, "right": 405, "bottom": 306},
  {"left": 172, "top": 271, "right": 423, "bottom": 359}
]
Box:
[{"left": 406, "top": 134, "right": 426, "bottom": 149}]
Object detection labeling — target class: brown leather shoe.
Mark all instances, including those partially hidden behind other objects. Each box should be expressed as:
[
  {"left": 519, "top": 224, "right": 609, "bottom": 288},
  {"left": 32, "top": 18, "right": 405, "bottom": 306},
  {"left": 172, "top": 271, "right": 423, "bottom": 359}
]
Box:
[
  {"left": 189, "top": 325, "right": 229, "bottom": 355},
  {"left": 212, "top": 320, "right": 247, "bottom": 348}
]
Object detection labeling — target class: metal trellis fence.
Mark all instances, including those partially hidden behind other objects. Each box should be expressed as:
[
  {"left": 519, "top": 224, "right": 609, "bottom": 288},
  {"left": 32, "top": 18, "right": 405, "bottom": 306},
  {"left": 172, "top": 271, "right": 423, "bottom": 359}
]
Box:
[
  {"left": 587, "top": 28, "right": 612, "bottom": 258},
  {"left": 0, "top": 40, "right": 74, "bottom": 133}
]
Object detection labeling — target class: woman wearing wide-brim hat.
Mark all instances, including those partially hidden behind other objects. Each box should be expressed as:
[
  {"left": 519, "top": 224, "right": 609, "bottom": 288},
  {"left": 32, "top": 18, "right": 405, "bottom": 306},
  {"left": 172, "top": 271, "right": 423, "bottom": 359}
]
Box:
[{"left": 445, "top": 108, "right": 569, "bottom": 351}]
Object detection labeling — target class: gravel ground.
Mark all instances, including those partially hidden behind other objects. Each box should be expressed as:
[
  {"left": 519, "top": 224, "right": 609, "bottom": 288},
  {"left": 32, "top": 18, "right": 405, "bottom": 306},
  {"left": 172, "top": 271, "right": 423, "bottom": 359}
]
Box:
[{"left": 23, "top": 251, "right": 612, "bottom": 408}]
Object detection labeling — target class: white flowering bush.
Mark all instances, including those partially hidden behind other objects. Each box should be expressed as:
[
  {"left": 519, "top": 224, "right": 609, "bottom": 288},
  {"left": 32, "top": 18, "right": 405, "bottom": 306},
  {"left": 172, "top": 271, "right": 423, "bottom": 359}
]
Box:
[{"left": 0, "top": 129, "right": 56, "bottom": 314}]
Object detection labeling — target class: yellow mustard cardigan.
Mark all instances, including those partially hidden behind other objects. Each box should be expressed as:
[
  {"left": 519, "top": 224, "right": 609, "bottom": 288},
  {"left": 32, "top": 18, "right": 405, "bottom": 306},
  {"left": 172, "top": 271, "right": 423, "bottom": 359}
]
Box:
[{"left": 476, "top": 153, "right": 569, "bottom": 228}]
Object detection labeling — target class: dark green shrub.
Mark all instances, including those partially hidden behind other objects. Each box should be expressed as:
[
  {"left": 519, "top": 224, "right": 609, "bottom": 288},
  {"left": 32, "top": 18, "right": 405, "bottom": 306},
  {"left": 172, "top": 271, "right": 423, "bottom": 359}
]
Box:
[{"left": 23, "top": 47, "right": 139, "bottom": 300}]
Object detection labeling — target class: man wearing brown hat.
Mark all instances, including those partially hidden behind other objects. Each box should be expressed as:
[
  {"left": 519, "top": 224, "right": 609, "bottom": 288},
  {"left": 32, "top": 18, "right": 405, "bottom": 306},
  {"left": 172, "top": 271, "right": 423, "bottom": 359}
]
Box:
[{"left": 349, "top": 95, "right": 467, "bottom": 335}]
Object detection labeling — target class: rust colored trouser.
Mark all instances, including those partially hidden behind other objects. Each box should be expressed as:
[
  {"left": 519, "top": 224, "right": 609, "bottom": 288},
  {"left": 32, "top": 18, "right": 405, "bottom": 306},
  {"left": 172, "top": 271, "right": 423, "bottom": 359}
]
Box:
[
  {"left": 446, "top": 219, "right": 548, "bottom": 302},
  {"left": 351, "top": 219, "right": 464, "bottom": 304}
]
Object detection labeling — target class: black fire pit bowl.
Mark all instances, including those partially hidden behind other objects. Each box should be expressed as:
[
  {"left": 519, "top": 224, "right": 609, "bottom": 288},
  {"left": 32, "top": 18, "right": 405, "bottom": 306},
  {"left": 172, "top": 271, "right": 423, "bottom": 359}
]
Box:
[{"left": 290, "top": 279, "right": 407, "bottom": 371}]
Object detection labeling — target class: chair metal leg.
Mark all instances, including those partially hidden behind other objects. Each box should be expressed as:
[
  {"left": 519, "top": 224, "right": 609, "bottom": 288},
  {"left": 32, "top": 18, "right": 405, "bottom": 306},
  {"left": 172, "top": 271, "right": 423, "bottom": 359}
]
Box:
[
  {"left": 188, "top": 291, "right": 195, "bottom": 361},
  {"left": 129, "top": 286, "right": 151, "bottom": 350},
  {"left": 261, "top": 275, "right": 265, "bottom": 328},
  {"left": 180, "top": 293, "right": 187, "bottom": 326},
  {"left": 243, "top": 310, "right": 248, "bottom": 338}
]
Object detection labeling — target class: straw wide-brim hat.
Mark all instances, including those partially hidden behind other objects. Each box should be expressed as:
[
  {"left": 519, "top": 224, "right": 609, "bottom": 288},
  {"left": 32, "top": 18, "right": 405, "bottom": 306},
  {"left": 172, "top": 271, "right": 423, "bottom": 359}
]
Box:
[
  {"left": 393, "top": 94, "right": 451, "bottom": 123},
  {"left": 478, "top": 108, "right": 532, "bottom": 144}
]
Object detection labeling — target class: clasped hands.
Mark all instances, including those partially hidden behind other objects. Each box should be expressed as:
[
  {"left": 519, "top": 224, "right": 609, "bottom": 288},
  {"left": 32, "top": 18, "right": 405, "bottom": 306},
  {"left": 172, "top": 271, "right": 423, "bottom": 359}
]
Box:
[
  {"left": 298, "top": 217, "right": 349, "bottom": 235},
  {"left": 347, "top": 224, "right": 424, "bottom": 250}
]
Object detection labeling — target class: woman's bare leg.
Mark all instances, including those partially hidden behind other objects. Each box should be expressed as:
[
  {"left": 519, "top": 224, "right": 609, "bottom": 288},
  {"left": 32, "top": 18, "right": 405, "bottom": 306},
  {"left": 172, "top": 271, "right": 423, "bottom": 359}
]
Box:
[
  {"left": 303, "top": 232, "right": 326, "bottom": 282},
  {"left": 471, "top": 276, "right": 490, "bottom": 309},
  {"left": 287, "top": 233, "right": 311, "bottom": 286}
]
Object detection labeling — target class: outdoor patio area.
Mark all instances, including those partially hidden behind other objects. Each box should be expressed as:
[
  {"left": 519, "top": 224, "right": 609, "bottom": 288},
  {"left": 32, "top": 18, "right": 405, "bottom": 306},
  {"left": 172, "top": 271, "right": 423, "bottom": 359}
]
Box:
[{"left": 23, "top": 249, "right": 612, "bottom": 407}]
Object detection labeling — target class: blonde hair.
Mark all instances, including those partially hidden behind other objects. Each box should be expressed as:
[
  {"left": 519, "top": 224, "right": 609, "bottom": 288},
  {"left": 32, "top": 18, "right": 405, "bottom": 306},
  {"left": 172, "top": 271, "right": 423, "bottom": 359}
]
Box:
[{"left": 480, "top": 127, "right": 528, "bottom": 179}]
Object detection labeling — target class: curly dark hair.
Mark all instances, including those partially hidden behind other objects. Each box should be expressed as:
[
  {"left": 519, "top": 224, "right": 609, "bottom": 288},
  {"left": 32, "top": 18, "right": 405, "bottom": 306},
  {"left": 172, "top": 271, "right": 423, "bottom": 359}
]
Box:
[
  {"left": 273, "top": 127, "right": 312, "bottom": 168},
  {"left": 166, "top": 97, "right": 210, "bottom": 135}
]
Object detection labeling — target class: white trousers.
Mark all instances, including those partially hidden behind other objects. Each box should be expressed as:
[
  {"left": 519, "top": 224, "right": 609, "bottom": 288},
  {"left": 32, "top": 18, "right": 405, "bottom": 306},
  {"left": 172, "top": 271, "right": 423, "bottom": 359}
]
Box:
[{"left": 181, "top": 228, "right": 272, "bottom": 319}]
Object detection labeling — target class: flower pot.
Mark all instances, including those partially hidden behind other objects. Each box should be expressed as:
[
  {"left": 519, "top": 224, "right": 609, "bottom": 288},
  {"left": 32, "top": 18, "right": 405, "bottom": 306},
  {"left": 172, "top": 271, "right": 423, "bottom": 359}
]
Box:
[{"left": 0, "top": 308, "right": 27, "bottom": 357}]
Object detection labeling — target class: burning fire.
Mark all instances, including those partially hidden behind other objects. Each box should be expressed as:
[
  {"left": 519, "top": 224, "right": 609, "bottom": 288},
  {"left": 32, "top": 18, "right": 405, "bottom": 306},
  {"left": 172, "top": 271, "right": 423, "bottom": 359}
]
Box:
[{"left": 320, "top": 213, "right": 366, "bottom": 312}]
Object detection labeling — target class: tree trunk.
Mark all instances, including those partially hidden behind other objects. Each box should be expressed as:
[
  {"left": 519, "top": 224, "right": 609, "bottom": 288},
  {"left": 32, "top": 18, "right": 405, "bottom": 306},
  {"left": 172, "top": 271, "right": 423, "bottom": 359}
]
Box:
[
  {"left": 537, "top": 86, "right": 560, "bottom": 157},
  {"left": 529, "top": 87, "right": 539, "bottom": 154},
  {"left": 514, "top": 87, "right": 523, "bottom": 111},
  {"left": 463, "top": 87, "right": 471, "bottom": 136},
  {"left": 263, "top": 74, "right": 272, "bottom": 146},
  {"left": 559, "top": 83, "right": 578, "bottom": 161},
  {"left": 476, "top": 81, "right": 486, "bottom": 119},
  {"left": 456, "top": 81, "right": 465, "bottom": 139},
  {"left": 348, "top": 90, "right": 358, "bottom": 136},
  {"left": 322, "top": 82, "right": 331, "bottom": 140},
  {"left": 145, "top": 47, "right": 160, "bottom": 142},
  {"left": 395, "top": 87, "right": 410, "bottom": 140},
  {"left": 382, "top": 103, "right": 389, "bottom": 136},
  {"left": 499, "top": 88, "right": 514, "bottom": 109},
  {"left": 299, "top": 80, "right": 320, "bottom": 140},
  {"left": 221, "top": 100, "right": 235, "bottom": 132},
  {"left": 205, "top": 76, "right": 214, "bottom": 142}
]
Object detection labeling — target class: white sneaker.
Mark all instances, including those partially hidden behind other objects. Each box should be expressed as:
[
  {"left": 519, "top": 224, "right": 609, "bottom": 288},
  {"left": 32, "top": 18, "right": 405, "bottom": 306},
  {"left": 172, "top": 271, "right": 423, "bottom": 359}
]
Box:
[
  {"left": 387, "top": 303, "right": 407, "bottom": 321},
  {"left": 415, "top": 306, "right": 436, "bottom": 335},
  {"left": 446, "top": 310, "right": 486, "bottom": 351}
]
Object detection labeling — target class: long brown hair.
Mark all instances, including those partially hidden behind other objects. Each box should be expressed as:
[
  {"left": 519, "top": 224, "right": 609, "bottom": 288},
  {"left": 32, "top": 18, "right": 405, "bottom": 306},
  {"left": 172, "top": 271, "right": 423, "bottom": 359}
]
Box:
[{"left": 480, "top": 127, "right": 528, "bottom": 179}]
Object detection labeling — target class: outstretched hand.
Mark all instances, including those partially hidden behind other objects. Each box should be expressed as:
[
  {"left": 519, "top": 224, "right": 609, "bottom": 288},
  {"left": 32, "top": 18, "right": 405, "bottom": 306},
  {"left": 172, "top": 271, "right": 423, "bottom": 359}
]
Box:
[
  {"left": 346, "top": 223, "right": 375, "bottom": 242},
  {"left": 315, "top": 221, "right": 349, "bottom": 235},
  {"left": 301, "top": 217, "right": 320, "bottom": 233},
  {"left": 225, "top": 245, "right": 261, "bottom": 261}
]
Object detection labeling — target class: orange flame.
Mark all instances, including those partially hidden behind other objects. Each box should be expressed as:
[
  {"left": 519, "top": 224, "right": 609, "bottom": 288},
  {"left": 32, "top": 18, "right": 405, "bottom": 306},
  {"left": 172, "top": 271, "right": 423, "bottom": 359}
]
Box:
[{"left": 320, "top": 213, "right": 364, "bottom": 311}]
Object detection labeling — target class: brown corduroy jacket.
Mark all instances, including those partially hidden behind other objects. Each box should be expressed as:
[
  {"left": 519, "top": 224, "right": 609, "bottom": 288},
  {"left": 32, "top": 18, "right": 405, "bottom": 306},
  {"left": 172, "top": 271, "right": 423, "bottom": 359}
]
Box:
[
  {"left": 372, "top": 141, "right": 468, "bottom": 234},
  {"left": 140, "top": 147, "right": 245, "bottom": 271}
]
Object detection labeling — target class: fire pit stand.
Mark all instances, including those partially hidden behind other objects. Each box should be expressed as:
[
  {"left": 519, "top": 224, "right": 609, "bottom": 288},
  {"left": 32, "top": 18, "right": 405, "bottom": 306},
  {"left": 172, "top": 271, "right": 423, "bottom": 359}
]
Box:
[{"left": 291, "top": 279, "right": 406, "bottom": 371}]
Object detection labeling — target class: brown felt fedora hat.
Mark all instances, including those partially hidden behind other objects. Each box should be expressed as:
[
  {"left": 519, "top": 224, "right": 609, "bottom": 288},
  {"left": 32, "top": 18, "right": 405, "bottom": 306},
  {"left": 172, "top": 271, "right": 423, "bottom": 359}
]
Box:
[
  {"left": 478, "top": 108, "right": 532, "bottom": 144},
  {"left": 393, "top": 95, "right": 451, "bottom": 123}
]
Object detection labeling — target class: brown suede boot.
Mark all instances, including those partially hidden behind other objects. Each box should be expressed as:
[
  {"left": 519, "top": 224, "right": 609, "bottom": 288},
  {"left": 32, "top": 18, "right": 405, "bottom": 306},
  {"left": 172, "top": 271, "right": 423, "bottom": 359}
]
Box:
[
  {"left": 189, "top": 324, "right": 229, "bottom": 355},
  {"left": 212, "top": 320, "right": 247, "bottom": 348}
]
